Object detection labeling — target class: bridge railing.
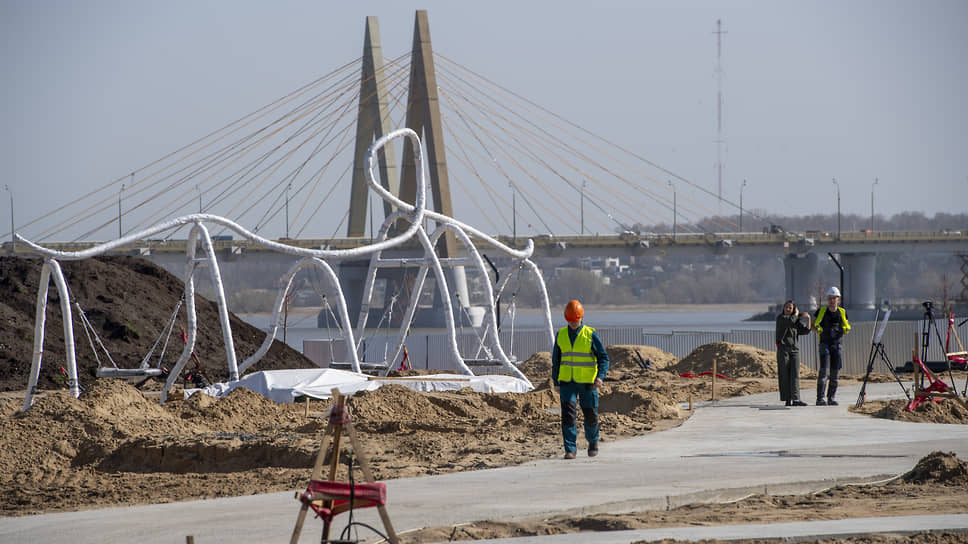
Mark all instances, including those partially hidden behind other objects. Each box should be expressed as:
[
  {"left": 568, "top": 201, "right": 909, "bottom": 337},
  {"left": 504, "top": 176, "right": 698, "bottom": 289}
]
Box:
[{"left": 5, "top": 230, "right": 965, "bottom": 255}]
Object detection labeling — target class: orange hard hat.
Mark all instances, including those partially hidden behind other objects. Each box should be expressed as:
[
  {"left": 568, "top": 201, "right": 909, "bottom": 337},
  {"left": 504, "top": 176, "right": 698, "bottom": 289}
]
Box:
[{"left": 564, "top": 299, "right": 584, "bottom": 322}]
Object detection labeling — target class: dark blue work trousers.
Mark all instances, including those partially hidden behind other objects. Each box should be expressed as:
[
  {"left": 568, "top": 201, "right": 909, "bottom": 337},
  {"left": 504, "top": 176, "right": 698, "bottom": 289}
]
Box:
[
  {"left": 817, "top": 342, "right": 842, "bottom": 401},
  {"left": 559, "top": 382, "right": 599, "bottom": 453}
]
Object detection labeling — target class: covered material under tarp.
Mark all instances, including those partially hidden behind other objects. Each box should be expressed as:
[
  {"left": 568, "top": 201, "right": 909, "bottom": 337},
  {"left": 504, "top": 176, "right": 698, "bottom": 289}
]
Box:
[{"left": 186, "top": 368, "right": 533, "bottom": 403}]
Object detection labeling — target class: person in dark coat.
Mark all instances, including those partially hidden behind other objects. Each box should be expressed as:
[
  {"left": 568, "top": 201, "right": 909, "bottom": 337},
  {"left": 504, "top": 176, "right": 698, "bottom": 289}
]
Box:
[{"left": 775, "top": 300, "right": 811, "bottom": 406}]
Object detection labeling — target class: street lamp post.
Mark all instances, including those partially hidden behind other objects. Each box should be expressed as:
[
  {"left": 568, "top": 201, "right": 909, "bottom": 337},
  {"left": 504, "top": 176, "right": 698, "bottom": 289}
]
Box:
[
  {"left": 580, "top": 180, "right": 586, "bottom": 235},
  {"left": 832, "top": 178, "right": 841, "bottom": 240},
  {"left": 870, "top": 178, "right": 879, "bottom": 231},
  {"left": 197, "top": 185, "right": 202, "bottom": 213},
  {"left": 740, "top": 179, "right": 748, "bottom": 232},
  {"left": 510, "top": 181, "right": 516, "bottom": 245},
  {"left": 668, "top": 180, "right": 676, "bottom": 241},
  {"left": 285, "top": 183, "right": 291, "bottom": 238},
  {"left": 118, "top": 183, "right": 124, "bottom": 238},
  {"left": 4, "top": 185, "right": 12, "bottom": 252}
]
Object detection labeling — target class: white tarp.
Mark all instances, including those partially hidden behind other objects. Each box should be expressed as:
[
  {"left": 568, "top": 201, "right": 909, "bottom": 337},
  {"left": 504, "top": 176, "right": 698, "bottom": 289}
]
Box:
[{"left": 186, "top": 368, "right": 533, "bottom": 403}]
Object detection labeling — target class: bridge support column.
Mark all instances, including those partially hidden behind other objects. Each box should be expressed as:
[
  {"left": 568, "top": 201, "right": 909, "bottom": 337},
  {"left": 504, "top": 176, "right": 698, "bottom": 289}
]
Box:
[
  {"left": 784, "top": 253, "right": 821, "bottom": 311},
  {"left": 334, "top": 260, "right": 474, "bottom": 332},
  {"left": 841, "top": 252, "right": 877, "bottom": 320}
]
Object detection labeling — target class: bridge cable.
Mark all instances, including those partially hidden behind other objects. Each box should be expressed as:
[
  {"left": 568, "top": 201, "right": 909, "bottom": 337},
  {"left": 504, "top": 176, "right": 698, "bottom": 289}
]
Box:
[
  {"left": 33, "top": 58, "right": 363, "bottom": 241},
  {"left": 434, "top": 58, "right": 717, "bottom": 232},
  {"left": 435, "top": 53, "right": 740, "bottom": 230}
]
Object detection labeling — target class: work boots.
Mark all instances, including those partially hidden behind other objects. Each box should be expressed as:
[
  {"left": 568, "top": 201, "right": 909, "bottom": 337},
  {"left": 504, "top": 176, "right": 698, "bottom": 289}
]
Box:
[
  {"left": 564, "top": 451, "right": 576, "bottom": 460},
  {"left": 588, "top": 442, "right": 599, "bottom": 457}
]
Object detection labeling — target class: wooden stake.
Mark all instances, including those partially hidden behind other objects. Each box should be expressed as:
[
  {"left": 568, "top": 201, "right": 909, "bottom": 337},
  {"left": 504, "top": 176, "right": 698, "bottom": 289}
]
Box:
[
  {"left": 304, "top": 397, "right": 310, "bottom": 418},
  {"left": 688, "top": 393, "right": 693, "bottom": 411},
  {"left": 711, "top": 359, "right": 717, "bottom": 401}
]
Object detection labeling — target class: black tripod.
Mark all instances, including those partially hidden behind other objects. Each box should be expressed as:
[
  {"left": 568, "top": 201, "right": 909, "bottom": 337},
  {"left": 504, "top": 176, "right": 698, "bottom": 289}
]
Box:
[
  {"left": 855, "top": 309, "right": 911, "bottom": 408},
  {"left": 920, "top": 301, "right": 959, "bottom": 394}
]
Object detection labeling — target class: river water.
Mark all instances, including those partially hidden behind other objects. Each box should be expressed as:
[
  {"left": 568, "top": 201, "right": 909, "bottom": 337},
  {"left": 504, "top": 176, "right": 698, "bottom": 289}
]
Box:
[{"left": 239, "top": 304, "right": 775, "bottom": 353}]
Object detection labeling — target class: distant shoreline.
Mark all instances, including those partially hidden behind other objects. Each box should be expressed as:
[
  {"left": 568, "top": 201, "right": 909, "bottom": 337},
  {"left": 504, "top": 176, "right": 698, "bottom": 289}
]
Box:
[
  {"left": 516, "top": 303, "right": 772, "bottom": 314},
  {"left": 244, "top": 303, "right": 774, "bottom": 321}
]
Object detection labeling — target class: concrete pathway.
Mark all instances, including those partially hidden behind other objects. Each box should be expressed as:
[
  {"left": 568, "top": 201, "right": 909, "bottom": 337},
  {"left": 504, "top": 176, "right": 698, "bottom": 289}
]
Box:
[{"left": 2, "top": 382, "right": 967, "bottom": 543}]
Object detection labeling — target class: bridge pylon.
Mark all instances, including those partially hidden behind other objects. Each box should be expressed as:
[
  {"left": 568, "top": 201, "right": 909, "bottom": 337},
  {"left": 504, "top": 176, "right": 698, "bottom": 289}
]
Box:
[
  {"left": 398, "top": 10, "right": 457, "bottom": 258},
  {"left": 347, "top": 16, "right": 399, "bottom": 238},
  {"left": 338, "top": 11, "right": 471, "bottom": 331}
]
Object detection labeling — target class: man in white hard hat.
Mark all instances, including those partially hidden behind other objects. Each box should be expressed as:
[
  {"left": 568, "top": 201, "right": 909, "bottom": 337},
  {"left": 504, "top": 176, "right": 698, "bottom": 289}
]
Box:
[{"left": 812, "top": 286, "right": 851, "bottom": 405}]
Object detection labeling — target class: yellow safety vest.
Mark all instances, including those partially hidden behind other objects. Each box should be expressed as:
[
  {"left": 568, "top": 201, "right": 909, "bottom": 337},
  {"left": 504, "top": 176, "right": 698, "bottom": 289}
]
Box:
[
  {"left": 556, "top": 325, "right": 598, "bottom": 384},
  {"left": 813, "top": 306, "right": 851, "bottom": 335}
]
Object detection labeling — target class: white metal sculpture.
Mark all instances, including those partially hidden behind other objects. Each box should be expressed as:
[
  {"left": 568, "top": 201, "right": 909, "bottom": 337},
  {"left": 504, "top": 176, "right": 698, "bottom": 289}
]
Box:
[{"left": 16, "top": 128, "right": 553, "bottom": 409}]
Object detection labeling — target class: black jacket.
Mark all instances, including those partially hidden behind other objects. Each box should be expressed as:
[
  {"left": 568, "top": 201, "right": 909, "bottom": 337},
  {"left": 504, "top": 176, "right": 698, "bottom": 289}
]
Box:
[{"left": 775, "top": 313, "right": 811, "bottom": 350}]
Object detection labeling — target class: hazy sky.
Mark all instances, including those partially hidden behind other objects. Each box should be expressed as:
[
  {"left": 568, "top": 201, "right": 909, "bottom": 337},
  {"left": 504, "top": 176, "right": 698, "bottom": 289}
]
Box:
[{"left": 2, "top": 0, "right": 967, "bottom": 241}]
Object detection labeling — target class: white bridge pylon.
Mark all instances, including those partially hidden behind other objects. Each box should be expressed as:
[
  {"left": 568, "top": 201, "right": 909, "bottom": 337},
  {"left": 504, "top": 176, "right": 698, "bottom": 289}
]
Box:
[{"left": 17, "top": 129, "right": 552, "bottom": 409}]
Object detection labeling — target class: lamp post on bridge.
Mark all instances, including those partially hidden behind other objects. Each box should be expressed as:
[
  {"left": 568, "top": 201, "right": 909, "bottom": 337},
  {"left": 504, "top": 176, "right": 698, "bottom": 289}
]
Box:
[
  {"left": 832, "top": 178, "right": 841, "bottom": 240},
  {"left": 870, "top": 178, "right": 878, "bottom": 231},
  {"left": 668, "top": 180, "right": 676, "bottom": 241},
  {"left": 285, "top": 183, "right": 291, "bottom": 239},
  {"left": 580, "top": 179, "right": 586, "bottom": 235},
  {"left": 118, "top": 183, "right": 124, "bottom": 238},
  {"left": 4, "top": 184, "right": 12, "bottom": 252},
  {"left": 197, "top": 185, "right": 202, "bottom": 213},
  {"left": 510, "top": 181, "right": 516, "bottom": 245},
  {"left": 740, "top": 179, "right": 747, "bottom": 232}
]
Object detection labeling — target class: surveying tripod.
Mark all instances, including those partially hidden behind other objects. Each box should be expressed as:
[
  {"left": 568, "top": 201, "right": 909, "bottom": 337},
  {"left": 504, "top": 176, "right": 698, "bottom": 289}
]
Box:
[
  {"left": 919, "top": 301, "right": 959, "bottom": 394},
  {"left": 855, "top": 309, "right": 911, "bottom": 408}
]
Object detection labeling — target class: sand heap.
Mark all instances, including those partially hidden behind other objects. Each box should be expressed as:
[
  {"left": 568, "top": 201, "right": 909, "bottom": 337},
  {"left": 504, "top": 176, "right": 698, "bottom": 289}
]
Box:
[
  {"left": 855, "top": 397, "right": 968, "bottom": 425},
  {"left": 902, "top": 451, "right": 968, "bottom": 486},
  {"left": 0, "top": 256, "right": 314, "bottom": 393},
  {"left": 0, "top": 370, "right": 684, "bottom": 515},
  {"left": 671, "top": 341, "right": 809, "bottom": 379},
  {"left": 606, "top": 345, "right": 678, "bottom": 371}
]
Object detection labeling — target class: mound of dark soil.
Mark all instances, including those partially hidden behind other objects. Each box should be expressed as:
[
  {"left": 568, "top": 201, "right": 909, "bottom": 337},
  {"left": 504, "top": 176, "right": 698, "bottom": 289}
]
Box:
[
  {"left": 854, "top": 398, "right": 968, "bottom": 424},
  {"left": 902, "top": 451, "right": 968, "bottom": 486},
  {"left": 0, "top": 256, "right": 313, "bottom": 392}
]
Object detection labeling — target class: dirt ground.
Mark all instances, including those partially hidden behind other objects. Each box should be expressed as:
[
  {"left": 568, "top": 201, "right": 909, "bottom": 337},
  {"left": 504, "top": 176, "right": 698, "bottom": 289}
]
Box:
[{"left": 2, "top": 256, "right": 968, "bottom": 544}]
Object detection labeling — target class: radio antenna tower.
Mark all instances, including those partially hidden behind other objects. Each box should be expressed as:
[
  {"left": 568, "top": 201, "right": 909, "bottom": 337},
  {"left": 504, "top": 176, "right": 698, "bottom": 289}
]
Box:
[{"left": 713, "top": 19, "right": 727, "bottom": 211}]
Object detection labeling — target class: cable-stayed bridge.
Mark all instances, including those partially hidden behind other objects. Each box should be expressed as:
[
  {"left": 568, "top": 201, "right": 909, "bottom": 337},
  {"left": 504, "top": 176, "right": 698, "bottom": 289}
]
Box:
[{"left": 5, "top": 11, "right": 967, "bottom": 317}]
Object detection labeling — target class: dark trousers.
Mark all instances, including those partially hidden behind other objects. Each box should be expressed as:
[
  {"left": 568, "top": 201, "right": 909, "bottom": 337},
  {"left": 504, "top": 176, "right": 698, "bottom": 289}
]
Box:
[
  {"left": 777, "top": 346, "right": 801, "bottom": 402},
  {"left": 817, "top": 342, "right": 842, "bottom": 401},
  {"left": 559, "top": 382, "right": 599, "bottom": 452}
]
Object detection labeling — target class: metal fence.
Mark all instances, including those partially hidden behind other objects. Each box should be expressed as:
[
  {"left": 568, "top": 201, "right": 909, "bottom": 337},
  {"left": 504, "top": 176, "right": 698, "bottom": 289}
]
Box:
[
  {"left": 640, "top": 319, "right": 966, "bottom": 375},
  {"left": 307, "top": 320, "right": 967, "bottom": 376}
]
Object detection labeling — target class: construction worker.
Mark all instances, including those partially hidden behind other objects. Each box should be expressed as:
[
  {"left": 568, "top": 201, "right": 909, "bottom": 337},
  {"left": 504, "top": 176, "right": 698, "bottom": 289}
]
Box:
[
  {"left": 552, "top": 299, "right": 610, "bottom": 459},
  {"left": 813, "top": 286, "right": 851, "bottom": 405},
  {"left": 775, "top": 300, "right": 811, "bottom": 406}
]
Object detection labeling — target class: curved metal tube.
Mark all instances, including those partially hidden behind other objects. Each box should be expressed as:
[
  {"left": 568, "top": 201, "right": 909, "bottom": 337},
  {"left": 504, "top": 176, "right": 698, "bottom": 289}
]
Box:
[
  {"left": 162, "top": 224, "right": 203, "bottom": 403},
  {"left": 238, "top": 257, "right": 359, "bottom": 374},
  {"left": 22, "top": 258, "right": 79, "bottom": 410},
  {"left": 17, "top": 128, "right": 545, "bottom": 406}
]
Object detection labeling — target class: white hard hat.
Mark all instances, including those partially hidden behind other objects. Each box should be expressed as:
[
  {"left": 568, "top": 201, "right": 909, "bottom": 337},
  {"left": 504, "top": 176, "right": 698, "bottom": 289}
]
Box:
[{"left": 825, "top": 286, "right": 841, "bottom": 297}]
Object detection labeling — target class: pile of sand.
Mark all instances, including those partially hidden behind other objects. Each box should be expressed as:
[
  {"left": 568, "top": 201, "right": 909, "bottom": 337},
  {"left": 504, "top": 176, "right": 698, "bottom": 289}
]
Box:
[
  {"left": 853, "top": 397, "right": 968, "bottom": 425},
  {"left": 670, "top": 341, "right": 809, "bottom": 379},
  {"left": 607, "top": 345, "right": 678, "bottom": 371},
  {"left": 902, "top": 451, "right": 968, "bottom": 486},
  {"left": 0, "top": 372, "right": 685, "bottom": 515}
]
